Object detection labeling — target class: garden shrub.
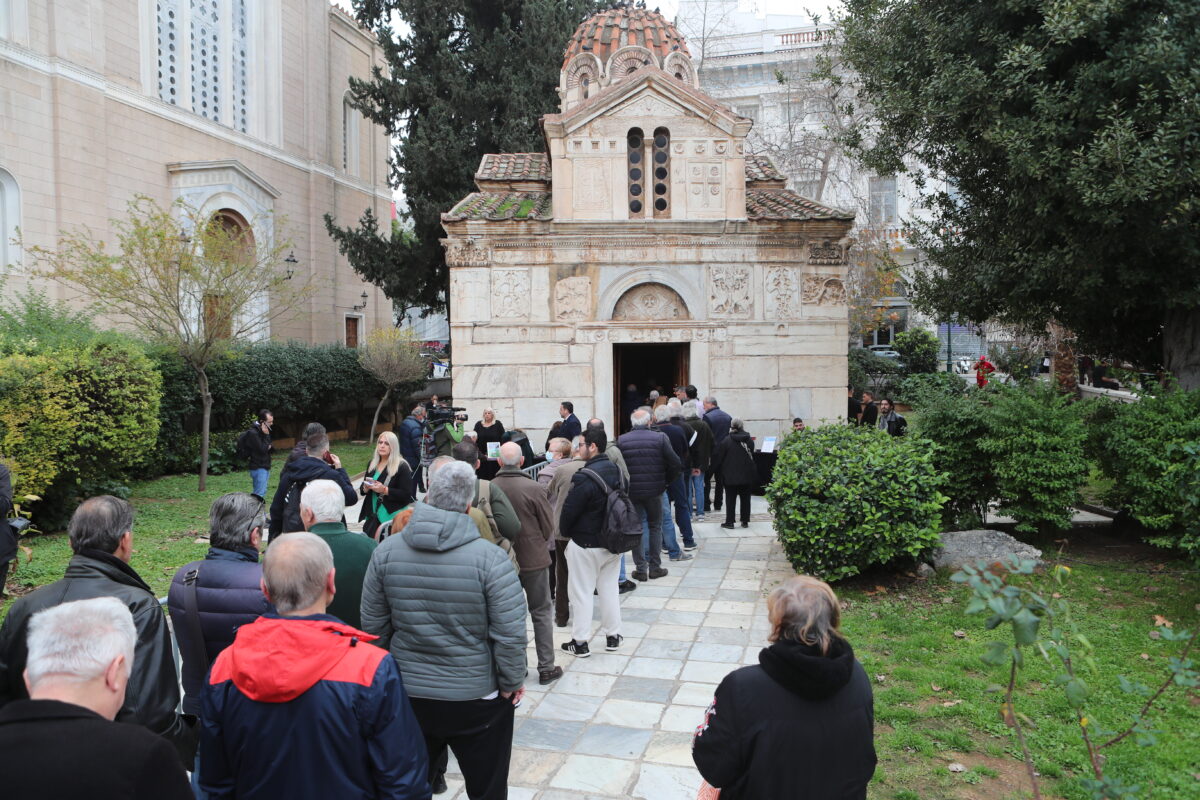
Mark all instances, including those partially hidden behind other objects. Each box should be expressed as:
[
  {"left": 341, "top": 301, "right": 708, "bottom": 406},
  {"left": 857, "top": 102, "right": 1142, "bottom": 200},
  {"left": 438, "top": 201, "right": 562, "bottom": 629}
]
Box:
[
  {"left": 849, "top": 347, "right": 902, "bottom": 396},
  {"left": 897, "top": 371, "right": 965, "bottom": 408},
  {"left": 766, "top": 425, "right": 946, "bottom": 581},
  {"left": 911, "top": 389, "right": 994, "bottom": 528},
  {"left": 894, "top": 328, "right": 940, "bottom": 375}
]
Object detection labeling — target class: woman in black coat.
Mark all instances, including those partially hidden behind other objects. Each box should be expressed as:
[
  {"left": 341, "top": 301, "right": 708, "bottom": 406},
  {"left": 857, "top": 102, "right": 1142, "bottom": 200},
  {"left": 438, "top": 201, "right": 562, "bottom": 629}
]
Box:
[
  {"left": 473, "top": 408, "right": 505, "bottom": 480},
  {"left": 358, "top": 431, "right": 415, "bottom": 540},
  {"left": 692, "top": 575, "right": 876, "bottom": 799},
  {"left": 709, "top": 418, "right": 758, "bottom": 528}
]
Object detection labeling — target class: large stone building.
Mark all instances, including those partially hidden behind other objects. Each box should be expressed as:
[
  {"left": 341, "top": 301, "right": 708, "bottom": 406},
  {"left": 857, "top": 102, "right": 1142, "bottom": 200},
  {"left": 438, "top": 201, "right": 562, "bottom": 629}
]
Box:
[
  {"left": 442, "top": 5, "right": 854, "bottom": 444},
  {"left": 0, "top": 0, "right": 393, "bottom": 344}
]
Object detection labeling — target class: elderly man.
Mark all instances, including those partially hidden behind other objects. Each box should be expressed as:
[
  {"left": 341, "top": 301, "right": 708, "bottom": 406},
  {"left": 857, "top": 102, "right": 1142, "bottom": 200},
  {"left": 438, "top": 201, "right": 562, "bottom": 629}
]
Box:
[
  {"left": 452, "top": 440, "right": 521, "bottom": 545},
  {"left": 200, "top": 533, "right": 426, "bottom": 798},
  {"left": 400, "top": 405, "right": 428, "bottom": 494},
  {"left": 546, "top": 435, "right": 588, "bottom": 626},
  {"left": 702, "top": 396, "right": 733, "bottom": 514},
  {"left": 538, "top": 437, "right": 572, "bottom": 487},
  {"left": 361, "top": 461, "right": 527, "bottom": 800},
  {"left": 299, "top": 479, "right": 376, "bottom": 630},
  {"left": 617, "top": 408, "right": 682, "bottom": 581},
  {"left": 653, "top": 405, "right": 695, "bottom": 560},
  {"left": 682, "top": 400, "right": 713, "bottom": 521},
  {"left": 0, "top": 597, "right": 192, "bottom": 799},
  {"left": 492, "top": 442, "right": 560, "bottom": 685},
  {"left": 0, "top": 496, "right": 192, "bottom": 763},
  {"left": 269, "top": 432, "right": 356, "bottom": 538}
]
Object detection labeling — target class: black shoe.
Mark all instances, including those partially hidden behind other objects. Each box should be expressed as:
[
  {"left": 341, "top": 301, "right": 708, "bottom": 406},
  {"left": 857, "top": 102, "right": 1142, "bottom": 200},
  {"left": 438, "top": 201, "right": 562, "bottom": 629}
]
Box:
[
  {"left": 618, "top": 579, "right": 638, "bottom": 594},
  {"left": 561, "top": 639, "right": 590, "bottom": 657},
  {"left": 632, "top": 569, "right": 649, "bottom": 582},
  {"left": 539, "top": 666, "right": 564, "bottom": 685},
  {"left": 432, "top": 774, "right": 448, "bottom": 795},
  {"left": 555, "top": 616, "right": 569, "bottom": 628},
  {"left": 649, "top": 567, "right": 669, "bottom": 579},
  {"left": 741, "top": 522, "right": 749, "bottom": 528},
  {"left": 606, "top": 635, "right": 624, "bottom": 651},
  {"left": 720, "top": 523, "right": 735, "bottom": 530},
  {"left": 683, "top": 542, "right": 698, "bottom": 551}
]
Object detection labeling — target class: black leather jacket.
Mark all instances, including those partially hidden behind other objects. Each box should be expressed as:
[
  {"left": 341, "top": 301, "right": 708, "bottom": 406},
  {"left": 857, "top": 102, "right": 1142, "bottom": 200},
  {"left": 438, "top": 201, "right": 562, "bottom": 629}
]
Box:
[{"left": 0, "top": 549, "right": 194, "bottom": 765}]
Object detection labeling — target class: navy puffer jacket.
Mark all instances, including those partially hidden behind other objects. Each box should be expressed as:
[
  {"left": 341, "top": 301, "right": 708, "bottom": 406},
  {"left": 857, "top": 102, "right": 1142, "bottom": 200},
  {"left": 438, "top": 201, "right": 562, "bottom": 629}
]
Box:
[
  {"left": 399, "top": 416, "right": 424, "bottom": 466},
  {"left": 617, "top": 428, "right": 682, "bottom": 499}
]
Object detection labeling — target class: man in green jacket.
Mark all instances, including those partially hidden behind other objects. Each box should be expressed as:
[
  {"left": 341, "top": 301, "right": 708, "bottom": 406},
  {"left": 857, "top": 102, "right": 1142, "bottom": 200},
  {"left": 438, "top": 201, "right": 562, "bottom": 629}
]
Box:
[{"left": 299, "top": 480, "right": 376, "bottom": 630}]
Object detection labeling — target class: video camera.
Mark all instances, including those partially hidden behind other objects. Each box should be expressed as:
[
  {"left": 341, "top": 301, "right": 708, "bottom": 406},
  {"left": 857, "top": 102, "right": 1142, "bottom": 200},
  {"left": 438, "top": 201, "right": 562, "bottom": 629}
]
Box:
[{"left": 428, "top": 406, "right": 468, "bottom": 426}]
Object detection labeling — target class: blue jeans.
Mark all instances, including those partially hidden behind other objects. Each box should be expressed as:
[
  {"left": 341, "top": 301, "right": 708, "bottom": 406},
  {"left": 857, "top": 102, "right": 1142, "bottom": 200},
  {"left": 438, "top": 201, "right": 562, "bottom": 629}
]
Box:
[
  {"left": 643, "top": 492, "right": 681, "bottom": 560},
  {"left": 688, "top": 472, "right": 705, "bottom": 515},
  {"left": 192, "top": 751, "right": 208, "bottom": 799},
  {"left": 620, "top": 555, "right": 626, "bottom": 581},
  {"left": 667, "top": 476, "right": 695, "bottom": 547},
  {"left": 249, "top": 468, "right": 269, "bottom": 498}
]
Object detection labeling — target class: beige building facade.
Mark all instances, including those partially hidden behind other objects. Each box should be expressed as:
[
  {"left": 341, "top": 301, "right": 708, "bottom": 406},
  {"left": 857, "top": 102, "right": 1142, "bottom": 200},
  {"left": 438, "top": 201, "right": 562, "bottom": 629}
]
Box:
[
  {"left": 442, "top": 6, "right": 854, "bottom": 445},
  {"left": 0, "top": 0, "right": 393, "bottom": 344}
]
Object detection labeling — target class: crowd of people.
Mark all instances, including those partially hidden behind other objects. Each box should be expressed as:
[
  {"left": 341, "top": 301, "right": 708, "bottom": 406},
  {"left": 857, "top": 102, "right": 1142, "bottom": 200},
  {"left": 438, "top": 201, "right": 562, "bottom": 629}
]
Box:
[
  {"left": 0, "top": 390, "right": 878, "bottom": 800},
  {"left": 846, "top": 387, "right": 908, "bottom": 436}
]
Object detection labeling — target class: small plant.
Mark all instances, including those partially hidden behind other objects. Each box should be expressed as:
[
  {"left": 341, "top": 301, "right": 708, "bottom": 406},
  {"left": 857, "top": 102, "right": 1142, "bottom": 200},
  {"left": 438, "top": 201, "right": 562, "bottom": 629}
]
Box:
[{"left": 951, "top": 558, "right": 1198, "bottom": 799}]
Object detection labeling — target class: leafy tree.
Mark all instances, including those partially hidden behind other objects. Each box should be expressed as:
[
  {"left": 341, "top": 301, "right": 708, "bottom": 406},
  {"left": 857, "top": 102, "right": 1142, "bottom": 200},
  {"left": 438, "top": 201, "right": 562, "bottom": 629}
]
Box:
[
  {"left": 838, "top": 0, "right": 1200, "bottom": 388},
  {"left": 326, "top": 0, "right": 603, "bottom": 315},
  {"left": 27, "top": 197, "right": 309, "bottom": 490},
  {"left": 359, "top": 327, "right": 430, "bottom": 439},
  {"left": 894, "top": 328, "right": 939, "bottom": 375}
]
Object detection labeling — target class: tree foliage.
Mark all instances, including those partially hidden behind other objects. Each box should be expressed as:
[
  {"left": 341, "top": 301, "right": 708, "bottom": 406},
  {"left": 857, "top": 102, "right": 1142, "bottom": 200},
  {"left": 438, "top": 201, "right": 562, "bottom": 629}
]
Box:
[
  {"left": 327, "top": 0, "right": 603, "bottom": 314},
  {"left": 359, "top": 327, "right": 430, "bottom": 439},
  {"left": 895, "top": 327, "right": 940, "bottom": 375},
  {"left": 838, "top": 0, "right": 1200, "bottom": 386}
]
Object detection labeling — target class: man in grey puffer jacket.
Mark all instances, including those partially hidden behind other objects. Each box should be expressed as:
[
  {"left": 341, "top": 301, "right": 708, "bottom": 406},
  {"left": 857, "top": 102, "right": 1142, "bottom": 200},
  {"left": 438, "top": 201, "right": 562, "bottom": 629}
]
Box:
[{"left": 360, "top": 460, "right": 527, "bottom": 800}]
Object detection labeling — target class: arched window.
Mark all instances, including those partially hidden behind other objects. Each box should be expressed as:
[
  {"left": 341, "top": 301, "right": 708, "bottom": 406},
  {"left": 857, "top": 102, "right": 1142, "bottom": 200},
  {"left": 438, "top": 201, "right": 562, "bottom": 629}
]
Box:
[
  {"left": 203, "top": 210, "right": 255, "bottom": 340},
  {"left": 342, "top": 93, "right": 360, "bottom": 175},
  {"left": 581, "top": 76, "right": 590, "bottom": 99},
  {"left": 0, "top": 167, "right": 19, "bottom": 270},
  {"left": 652, "top": 127, "right": 670, "bottom": 218},
  {"left": 627, "top": 127, "right": 645, "bottom": 218}
]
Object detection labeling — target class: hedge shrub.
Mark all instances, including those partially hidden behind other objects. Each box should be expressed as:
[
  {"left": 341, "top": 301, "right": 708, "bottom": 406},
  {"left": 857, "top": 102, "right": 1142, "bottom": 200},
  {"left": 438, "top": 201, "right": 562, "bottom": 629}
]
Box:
[
  {"left": 849, "top": 347, "right": 902, "bottom": 396},
  {"left": 897, "top": 371, "right": 965, "bottom": 408},
  {"left": 911, "top": 389, "right": 994, "bottom": 528},
  {"left": 894, "top": 328, "right": 940, "bottom": 375},
  {"left": 766, "top": 425, "right": 946, "bottom": 581}
]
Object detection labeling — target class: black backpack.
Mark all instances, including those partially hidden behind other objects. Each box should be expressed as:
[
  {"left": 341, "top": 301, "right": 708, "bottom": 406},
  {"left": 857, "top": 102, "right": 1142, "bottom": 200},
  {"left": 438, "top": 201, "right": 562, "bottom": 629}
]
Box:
[{"left": 578, "top": 468, "right": 642, "bottom": 555}]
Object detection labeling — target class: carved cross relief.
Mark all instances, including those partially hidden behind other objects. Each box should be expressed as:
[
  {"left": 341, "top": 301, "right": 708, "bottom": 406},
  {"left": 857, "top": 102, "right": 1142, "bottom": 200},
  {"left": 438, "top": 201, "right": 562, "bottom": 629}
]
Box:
[
  {"left": 492, "top": 269, "right": 531, "bottom": 319},
  {"left": 612, "top": 283, "right": 690, "bottom": 321},
  {"left": 709, "top": 266, "right": 752, "bottom": 318}
]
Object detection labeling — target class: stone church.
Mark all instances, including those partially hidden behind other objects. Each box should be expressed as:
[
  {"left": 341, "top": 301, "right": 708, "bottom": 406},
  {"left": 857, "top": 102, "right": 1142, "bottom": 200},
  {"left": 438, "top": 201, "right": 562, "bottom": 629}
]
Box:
[{"left": 442, "top": 5, "right": 853, "bottom": 444}]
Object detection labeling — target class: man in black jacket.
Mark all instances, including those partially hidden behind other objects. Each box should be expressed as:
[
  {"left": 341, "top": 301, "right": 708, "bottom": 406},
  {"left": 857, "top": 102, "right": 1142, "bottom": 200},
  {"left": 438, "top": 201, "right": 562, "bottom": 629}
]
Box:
[
  {"left": 558, "top": 428, "right": 624, "bottom": 657},
  {"left": 617, "top": 408, "right": 682, "bottom": 581},
  {"left": 237, "top": 410, "right": 273, "bottom": 498},
  {"left": 0, "top": 463, "right": 14, "bottom": 596},
  {"left": 0, "top": 496, "right": 194, "bottom": 767},
  {"left": 268, "top": 433, "right": 355, "bottom": 538}
]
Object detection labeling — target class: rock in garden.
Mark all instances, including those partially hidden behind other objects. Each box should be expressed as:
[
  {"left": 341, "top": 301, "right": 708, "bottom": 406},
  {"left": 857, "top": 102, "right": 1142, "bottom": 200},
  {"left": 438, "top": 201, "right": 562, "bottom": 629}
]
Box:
[
  {"left": 915, "top": 562, "right": 936, "bottom": 579},
  {"left": 931, "top": 530, "right": 1042, "bottom": 571}
]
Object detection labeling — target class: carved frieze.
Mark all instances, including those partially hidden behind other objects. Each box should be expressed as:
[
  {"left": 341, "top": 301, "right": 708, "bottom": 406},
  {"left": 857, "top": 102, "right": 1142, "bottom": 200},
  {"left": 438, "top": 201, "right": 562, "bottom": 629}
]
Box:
[
  {"left": 573, "top": 159, "right": 609, "bottom": 212},
  {"left": 554, "top": 276, "right": 592, "bottom": 321},
  {"left": 577, "top": 326, "right": 727, "bottom": 343},
  {"left": 764, "top": 266, "right": 802, "bottom": 320},
  {"left": 808, "top": 240, "right": 846, "bottom": 266},
  {"left": 687, "top": 162, "right": 723, "bottom": 210},
  {"left": 709, "top": 265, "right": 752, "bottom": 317},
  {"left": 444, "top": 239, "right": 492, "bottom": 267},
  {"left": 801, "top": 274, "right": 847, "bottom": 306},
  {"left": 612, "top": 283, "right": 690, "bottom": 321},
  {"left": 492, "top": 269, "right": 531, "bottom": 319}
]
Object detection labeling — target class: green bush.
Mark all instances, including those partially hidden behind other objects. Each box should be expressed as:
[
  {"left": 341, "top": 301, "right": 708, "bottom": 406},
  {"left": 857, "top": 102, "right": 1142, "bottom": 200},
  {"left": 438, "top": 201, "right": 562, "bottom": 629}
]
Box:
[
  {"left": 897, "top": 371, "right": 965, "bottom": 408},
  {"left": 766, "top": 425, "right": 946, "bottom": 581},
  {"left": 911, "top": 389, "right": 994, "bottom": 528},
  {"left": 849, "top": 347, "right": 903, "bottom": 396},
  {"left": 895, "top": 328, "right": 940, "bottom": 375}
]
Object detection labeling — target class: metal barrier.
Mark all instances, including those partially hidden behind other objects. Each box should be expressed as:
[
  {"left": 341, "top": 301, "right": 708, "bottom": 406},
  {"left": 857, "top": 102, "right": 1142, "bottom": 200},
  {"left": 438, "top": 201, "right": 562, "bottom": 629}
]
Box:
[{"left": 521, "top": 460, "right": 549, "bottom": 481}]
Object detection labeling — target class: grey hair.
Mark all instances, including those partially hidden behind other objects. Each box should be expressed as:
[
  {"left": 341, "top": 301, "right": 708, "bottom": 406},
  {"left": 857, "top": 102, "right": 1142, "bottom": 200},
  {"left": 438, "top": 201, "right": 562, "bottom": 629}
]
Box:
[
  {"left": 572, "top": 435, "right": 586, "bottom": 453},
  {"left": 429, "top": 455, "right": 455, "bottom": 475},
  {"left": 653, "top": 405, "right": 672, "bottom": 423},
  {"left": 667, "top": 397, "right": 682, "bottom": 411},
  {"left": 68, "top": 496, "right": 134, "bottom": 555},
  {"left": 209, "top": 493, "right": 266, "bottom": 550},
  {"left": 425, "top": 460, "right": 476, "bottom": 513},
  {"left": 768, "top": 575, "right": 844, "bottom": 655},
  {"left": 302, "top": 422, "right": 327, "bottom": 440},
  {"left": 411, "top": 405, "right": 426, "bottom": 417},
  {"left": 730, "top": 418, "right": 745, "bottom": 432},
  {"left": 26, "top": 597, "right": 136, "bottom": 686},
  {"left": 648, "top": 390, "right": 660, "bottom": 399},
  {"left": 630, "top": 409, "right": 652, "bottom": 429},
  {"left": 498, "top": 442, "right": 523, "bottom": 467},
  {"left": 263, "top": 532, "right": 334, "bottom": 614},
  {"left": 306, "top": 433, "right": 330, "bottom": 457},
  {"left": 682, "top": 400, "right": 700, "bottom": 420},
  {"left": 300, "top": 480, "right": 346, "bottom": 524},
  {"left": 704, "top": 396, "right": 718, "bottom": 405}
]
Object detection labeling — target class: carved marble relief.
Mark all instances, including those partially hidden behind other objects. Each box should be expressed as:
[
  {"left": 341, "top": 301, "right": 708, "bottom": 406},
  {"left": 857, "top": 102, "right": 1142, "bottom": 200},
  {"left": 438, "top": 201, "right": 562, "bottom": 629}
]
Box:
[
  {"left": 710, "top": 265, "right": 752, "bottom": 317},
  {"left": 688, "top": 162, "right": 723, "bottom": 210},
  {"left": 578, "top": 326, "right": 726, "bottom": 343},
  {"left": 554, "top": 276, "right": 592, "bottom": 321},
  {"left": 492, "top": 269, "right": 531, "bottom": 318},
  {"left": 444, "top": 239, "right": 492, "bottom": 267},
  {"left": 808, "top": 240, "right": 846, "bottom": 266},
  {"left": 801, "top": 274, "right": 847, "bottom": 306},
  {"left": 764, "top": 266, "right": 802, "bottom": 320},
  {"left": 573, "top": 159, "right": 609, "bottom": 212},
  {"left": 612, "top": 283, "right": 690, "bottom": 321},
  {"left": 449, "top": 269, "right": 490, "bottom": 323}
]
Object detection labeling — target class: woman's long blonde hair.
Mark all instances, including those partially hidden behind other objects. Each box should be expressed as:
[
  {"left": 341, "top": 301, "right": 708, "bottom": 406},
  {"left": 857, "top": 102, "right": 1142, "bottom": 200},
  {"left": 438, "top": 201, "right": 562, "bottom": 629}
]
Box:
[
  {"left": 368, "top": 431, "right": 406, "bottom": 479},
  {"left": 767, "top": 575, "right": 844, "bottom": 655}
]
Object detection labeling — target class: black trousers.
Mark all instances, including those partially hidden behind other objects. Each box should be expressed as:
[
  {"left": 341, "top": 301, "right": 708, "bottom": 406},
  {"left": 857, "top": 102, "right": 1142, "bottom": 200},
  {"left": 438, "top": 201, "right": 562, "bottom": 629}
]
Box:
[
  {"left": 704, "top": 469, "right": 725, "bottom": 511},
  {"left": 410, "top": 695, "right": 514, "bottom": 800},
  {"left": 724, "top": 485, "right": 752, "bottom": 526}
]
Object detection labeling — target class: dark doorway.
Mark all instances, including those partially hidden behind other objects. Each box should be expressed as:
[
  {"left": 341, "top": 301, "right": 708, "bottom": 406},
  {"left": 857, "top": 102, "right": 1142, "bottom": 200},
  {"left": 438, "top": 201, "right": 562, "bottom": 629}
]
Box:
[{"left": 613, "top": 343, "right": 690, "bottom": 433}]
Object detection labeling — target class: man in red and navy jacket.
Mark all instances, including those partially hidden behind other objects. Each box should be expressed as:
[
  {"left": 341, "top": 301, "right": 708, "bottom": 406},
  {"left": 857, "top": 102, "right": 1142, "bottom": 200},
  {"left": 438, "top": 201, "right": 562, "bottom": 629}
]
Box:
[{"left": 199, "top": 532, "right": 429, "bottom": 799}]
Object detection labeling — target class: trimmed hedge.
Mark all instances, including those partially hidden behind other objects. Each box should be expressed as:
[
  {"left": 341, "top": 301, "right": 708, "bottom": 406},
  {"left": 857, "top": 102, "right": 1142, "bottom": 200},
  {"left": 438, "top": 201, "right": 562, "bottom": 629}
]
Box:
[{"left": 767, "top": 425, "right": 946, "bottom": 581}]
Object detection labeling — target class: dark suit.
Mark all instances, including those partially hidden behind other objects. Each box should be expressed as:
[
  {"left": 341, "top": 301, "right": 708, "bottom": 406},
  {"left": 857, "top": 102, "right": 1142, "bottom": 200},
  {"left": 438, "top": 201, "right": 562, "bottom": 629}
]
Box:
[{"left": 559, "top": 413, "right": 582, "bottom": 442}]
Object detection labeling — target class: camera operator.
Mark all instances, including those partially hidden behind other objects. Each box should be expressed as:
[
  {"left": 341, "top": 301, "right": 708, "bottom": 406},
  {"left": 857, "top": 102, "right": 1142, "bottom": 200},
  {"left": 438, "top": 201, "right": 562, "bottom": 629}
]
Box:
[{"left": 430, "top": 406, "right": 469, "bottom": 458}]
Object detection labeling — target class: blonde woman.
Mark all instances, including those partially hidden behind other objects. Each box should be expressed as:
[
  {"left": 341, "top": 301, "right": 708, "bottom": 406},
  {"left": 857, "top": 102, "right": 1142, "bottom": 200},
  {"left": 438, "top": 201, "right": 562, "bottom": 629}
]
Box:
[
  {"left": 473, "top": 407, "right": 506, "bottom": 480},
  {"left": 358, "top": 431, "right": 414, "bottom": 540},
  {"left": 692, "top": 576, "right": 876, "bottom": 798}
]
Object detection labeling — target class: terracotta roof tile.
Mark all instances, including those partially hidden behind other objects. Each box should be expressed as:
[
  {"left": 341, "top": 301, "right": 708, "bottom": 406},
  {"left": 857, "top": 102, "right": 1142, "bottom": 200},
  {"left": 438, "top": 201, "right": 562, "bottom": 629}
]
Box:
[
  {"left": 444, "top": 191, "right": 553, "bottom": 222},
  {"left": 746, "top": 188, "right": 854, "bottom": 221},
  {"left": 476, "top": 153, "right": 551, "bottom": 183},
  {"left": 744, "top": 154, "right": 785, "bottom": 183},
  {"left": 563, "top": 6, "right": 689, "bottom": 67}
]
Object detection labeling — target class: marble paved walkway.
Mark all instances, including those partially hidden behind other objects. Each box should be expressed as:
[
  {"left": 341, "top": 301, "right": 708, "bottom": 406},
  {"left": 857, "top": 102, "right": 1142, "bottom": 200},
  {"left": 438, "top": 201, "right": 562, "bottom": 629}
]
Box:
[{"left": 440, "top": 495, "right": 791, "bottom": 799}]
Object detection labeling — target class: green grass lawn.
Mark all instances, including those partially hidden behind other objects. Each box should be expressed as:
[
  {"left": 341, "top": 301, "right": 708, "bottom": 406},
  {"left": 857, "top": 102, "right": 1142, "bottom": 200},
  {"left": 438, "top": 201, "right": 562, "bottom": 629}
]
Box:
[{"left": 2, "top": 441, "right": 377, "bottom": 616}]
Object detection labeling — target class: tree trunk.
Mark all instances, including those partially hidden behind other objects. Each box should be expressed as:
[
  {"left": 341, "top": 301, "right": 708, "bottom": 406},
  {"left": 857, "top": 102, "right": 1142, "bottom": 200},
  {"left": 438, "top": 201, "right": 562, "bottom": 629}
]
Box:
[
  {"left": 369, "top": 386, "right": 391, "bottom": 442},
  {"left": 195, "top": 367, "right": 213, "bottom": 492},
  {"left": 1164, "top": 307, "right": 1200, "bottom": 391},
  {"left": 1048, "top": 322, "right": 1077, "bottom": 395}
]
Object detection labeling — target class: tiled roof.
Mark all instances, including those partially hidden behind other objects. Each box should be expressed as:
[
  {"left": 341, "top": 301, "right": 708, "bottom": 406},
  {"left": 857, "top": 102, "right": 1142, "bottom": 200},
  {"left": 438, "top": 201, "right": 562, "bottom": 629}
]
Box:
[
  {"left": 444, "top": 192, "right": 553, "bottom": 222},
  {"left": 745, "top": 154, "right": 785, "bottom": 183},
  {"left": 476, "top": 153, "right": 551, "bottom": 183},
  {"left": 563, "top": 5, "right": 690, "bottom": 67},
  {"left": 746, "top": 189, "right": 854, "bottom": 221}
]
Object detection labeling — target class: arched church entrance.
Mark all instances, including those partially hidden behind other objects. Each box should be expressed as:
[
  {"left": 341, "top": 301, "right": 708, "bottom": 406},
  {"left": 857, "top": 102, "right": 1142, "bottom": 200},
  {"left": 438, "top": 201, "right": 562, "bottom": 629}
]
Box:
[{"left": 611, "top": 282, "right": 691, "bottom": 432}]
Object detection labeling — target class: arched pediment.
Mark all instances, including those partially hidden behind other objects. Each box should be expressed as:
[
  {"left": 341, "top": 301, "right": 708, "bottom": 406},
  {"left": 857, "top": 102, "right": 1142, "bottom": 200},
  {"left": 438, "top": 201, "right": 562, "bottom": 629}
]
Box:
[{"left": 612, "top": 282, "right": 690, "bottom": 321}]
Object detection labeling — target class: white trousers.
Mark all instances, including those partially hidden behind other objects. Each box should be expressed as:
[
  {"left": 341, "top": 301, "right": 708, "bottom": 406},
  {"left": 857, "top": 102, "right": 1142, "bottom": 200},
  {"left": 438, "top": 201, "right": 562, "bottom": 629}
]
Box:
[{"left": 565, "top": 540, "right": 622, "bottom": 644}]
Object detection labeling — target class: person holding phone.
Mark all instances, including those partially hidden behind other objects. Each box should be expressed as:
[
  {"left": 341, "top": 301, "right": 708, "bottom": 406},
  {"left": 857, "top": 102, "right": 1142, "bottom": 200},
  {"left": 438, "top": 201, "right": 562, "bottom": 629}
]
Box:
[
  {"left": 359, "top": 432, "right": 415, "bottom": 541},
  {"left": 236, "top": 410, "right": 274, "bottom": 499}
]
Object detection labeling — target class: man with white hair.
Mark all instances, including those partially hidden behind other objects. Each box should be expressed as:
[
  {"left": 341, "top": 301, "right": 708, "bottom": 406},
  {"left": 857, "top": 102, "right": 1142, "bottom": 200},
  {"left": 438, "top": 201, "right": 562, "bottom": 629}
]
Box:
[
  {"left": 617, "top": 408, "right": 682, "bottom": 581},
  {"left": 0, "top": 597, "right": 191, "bottom": 798},
  {"left": 200, "top": 533, "right": 427, "bottom": 798},
  {"left": 299, "top": 479, "right": 376, "bottom": 630},
  {"left": 361, "top": 460, "right": 527, "bottom": 800}
]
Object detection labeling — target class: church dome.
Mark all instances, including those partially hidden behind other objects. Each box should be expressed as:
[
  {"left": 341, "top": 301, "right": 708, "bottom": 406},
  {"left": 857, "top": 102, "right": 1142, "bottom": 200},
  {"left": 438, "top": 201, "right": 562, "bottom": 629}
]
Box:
[{"left": 562, "top": 3, "right": 690, "bottom": 68}]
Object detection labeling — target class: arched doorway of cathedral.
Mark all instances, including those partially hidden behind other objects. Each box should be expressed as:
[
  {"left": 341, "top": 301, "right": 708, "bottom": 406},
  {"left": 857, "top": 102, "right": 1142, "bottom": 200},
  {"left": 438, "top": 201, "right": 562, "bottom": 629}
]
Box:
[
  {"left": 201, "top": 209, "right": 255, "bottom": 340},
  {"left": 610, "top": 282, "right": 691, "bottom": 433}
]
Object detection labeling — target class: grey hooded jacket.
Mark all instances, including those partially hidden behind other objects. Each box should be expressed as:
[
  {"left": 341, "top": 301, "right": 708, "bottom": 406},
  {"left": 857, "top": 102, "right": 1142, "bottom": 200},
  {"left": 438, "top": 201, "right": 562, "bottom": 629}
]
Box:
[{"left": 359, "top": 503, "right": 528, "bottom": 701}]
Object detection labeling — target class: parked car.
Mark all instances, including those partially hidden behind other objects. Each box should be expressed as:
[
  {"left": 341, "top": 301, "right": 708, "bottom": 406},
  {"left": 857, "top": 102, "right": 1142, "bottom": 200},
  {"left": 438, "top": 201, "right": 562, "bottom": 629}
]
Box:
[{"left": 868, "top": 345, "right": 903, "bottom": 361}]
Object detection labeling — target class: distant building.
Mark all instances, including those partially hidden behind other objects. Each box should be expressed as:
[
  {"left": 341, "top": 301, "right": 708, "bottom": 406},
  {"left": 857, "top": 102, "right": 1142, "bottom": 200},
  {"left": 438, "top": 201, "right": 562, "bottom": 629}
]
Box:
[{"left": 0, "top": 0, "right": 394, "bottom": 346}]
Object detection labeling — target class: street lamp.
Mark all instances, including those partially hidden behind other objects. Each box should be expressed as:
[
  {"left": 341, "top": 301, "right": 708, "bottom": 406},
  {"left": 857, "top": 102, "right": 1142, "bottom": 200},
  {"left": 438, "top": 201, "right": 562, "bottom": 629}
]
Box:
[
  {"left": 283, "top": 251, "right": 298, "bottom": 280},
  {"left": 352, "top": 290, "right": 369, "bottom": 312}
]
